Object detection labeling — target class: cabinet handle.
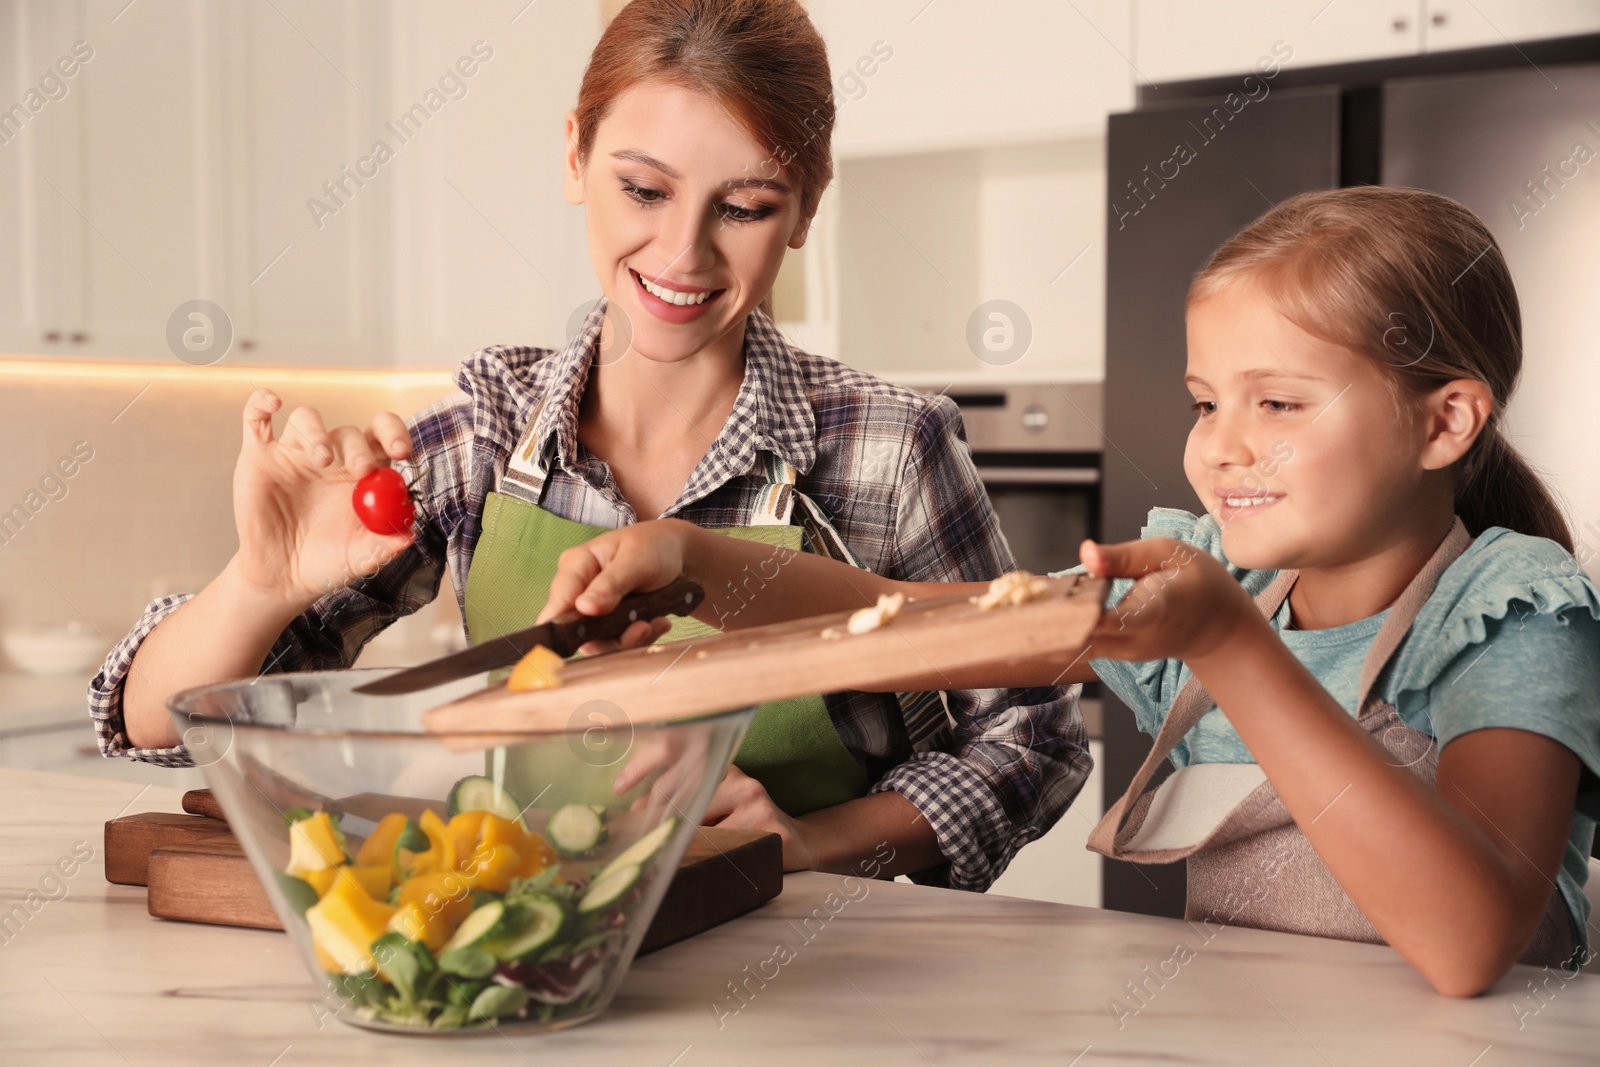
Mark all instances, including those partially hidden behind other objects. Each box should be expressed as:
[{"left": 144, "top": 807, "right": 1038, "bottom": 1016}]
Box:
[
  {"left": 43, "top": 330, "right": 61, "bottom": 343},
  {"left": 69, "top": 332, "right": 88, "bottom": 344},
  {"left": 1392, "top": 15, "right": 1409, "bottom": 32},
  {"left": 240, "top": 339, "right": 257, "bottom": 352},
  {"left": 1430, "top": 11, "right": 1447, "bottom": 27}
]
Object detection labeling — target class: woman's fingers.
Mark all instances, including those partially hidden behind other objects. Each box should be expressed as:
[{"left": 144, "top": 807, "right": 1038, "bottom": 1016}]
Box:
[
  {"left": 282, "top": 405, "right": 334, "bottom": 467},
  {"left": 539, "top": 543, "right": 608, "bottom": 624},
  {"left": 326, "top": 424, "right": 383, "bottom": 479},
  {"left": 241, "top": 389, "right": 282, "bottom": 450},
  {"left": 369, "top": 411, "right": 413, "bottom": 461}
]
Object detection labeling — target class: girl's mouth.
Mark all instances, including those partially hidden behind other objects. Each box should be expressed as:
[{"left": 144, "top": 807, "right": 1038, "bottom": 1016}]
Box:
[
  {"left": 631, "top": 269, "right": 726, "bottom": 323},
  {"left": 1217, "top": 493, "right": 1284, "bottom": 522}
]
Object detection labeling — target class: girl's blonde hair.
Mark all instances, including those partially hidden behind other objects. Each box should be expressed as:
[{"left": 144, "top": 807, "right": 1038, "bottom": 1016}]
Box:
[{"left": 1189, "top": 186, "right": 1572, "bottom": 552}]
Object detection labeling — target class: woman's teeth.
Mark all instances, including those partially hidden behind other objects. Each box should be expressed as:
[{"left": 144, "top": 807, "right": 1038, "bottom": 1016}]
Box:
[
  {"left": 1224, "top": 496, "right": 1279, "bottom": 508},
  {"left": 637, "top": 273, "right": 713, "bottom": 306}
]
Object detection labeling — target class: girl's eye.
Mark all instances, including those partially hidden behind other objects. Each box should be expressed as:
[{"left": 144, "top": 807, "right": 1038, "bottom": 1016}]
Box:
[
  {"left": 621, "top": 182, "right": 666, "bottom": 205},
  {"left": 718, "top": 201, "right": 775, "bottom": 224},
  {"left": 1188, "top": 400, "right": 1215, "bottom": 416},
  {"left": 1263, "top": 399, "right": 1302, "bottom": 413}
]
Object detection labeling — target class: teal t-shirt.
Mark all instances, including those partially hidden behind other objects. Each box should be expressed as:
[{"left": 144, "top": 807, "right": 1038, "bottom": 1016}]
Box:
[{"left": 1058, "top": 507, "right": 1600, "bottom": 956}]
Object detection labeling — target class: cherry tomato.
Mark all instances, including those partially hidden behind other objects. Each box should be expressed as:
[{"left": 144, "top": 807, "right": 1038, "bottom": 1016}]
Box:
[{"left": 352, "top": 467, "right": 416, "bottom": 535}]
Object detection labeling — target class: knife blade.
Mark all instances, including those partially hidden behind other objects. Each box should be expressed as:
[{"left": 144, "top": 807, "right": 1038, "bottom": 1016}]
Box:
[{"left": 351, "top": 576, "right": 705, "bottom": 696}]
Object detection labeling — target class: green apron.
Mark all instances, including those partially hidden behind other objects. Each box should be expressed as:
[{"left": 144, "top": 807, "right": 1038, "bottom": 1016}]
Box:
[{"left": 462, "top": 450, "right": 869, "bottom": 817}]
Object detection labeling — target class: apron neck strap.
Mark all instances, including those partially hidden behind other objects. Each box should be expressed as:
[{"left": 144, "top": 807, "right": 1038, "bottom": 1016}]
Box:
[{"left": 1107, "top": 516, "right": 1474, "bottom": 831}]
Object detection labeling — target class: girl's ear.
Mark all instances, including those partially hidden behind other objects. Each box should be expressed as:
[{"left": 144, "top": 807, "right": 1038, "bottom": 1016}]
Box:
[
  {"left": 563, "top": 112, "right": 586, "bottom": 206},
  {"left": 1420, "top": 378, "right": 1495, "bottom": 471}
]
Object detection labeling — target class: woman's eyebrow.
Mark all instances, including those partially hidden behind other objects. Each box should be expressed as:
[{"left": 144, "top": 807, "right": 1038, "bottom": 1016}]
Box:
[{"left": 609, "top": 149, "right": 791, "bottom": 195}]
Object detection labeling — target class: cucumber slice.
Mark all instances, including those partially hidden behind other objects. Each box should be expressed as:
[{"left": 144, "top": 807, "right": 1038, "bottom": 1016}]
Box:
[
  {"left": 546, "top": 802, "right": 606, "bottom": 856},
  {"left": 440, "top": 900, "right": 506, "bottom": 955},
  {"left": 578, "top": 863, "right": 639, "bottom": 914},
  {"left": 597, "top": 817, "right": 678, "bottom": 883},
  {"left": 485, "top": 896, "right": 566, "bottom": 961},
  {"left": 446, "top": 775, "right": 528, "bottom": 828}
]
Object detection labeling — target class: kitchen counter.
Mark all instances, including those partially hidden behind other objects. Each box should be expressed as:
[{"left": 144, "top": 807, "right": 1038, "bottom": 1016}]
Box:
[{"left": 3, "top": 767, "right": 1594, "bottom": 1065}]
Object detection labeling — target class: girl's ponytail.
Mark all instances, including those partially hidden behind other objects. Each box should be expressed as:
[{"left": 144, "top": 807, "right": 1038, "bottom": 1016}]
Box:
[
  {"left": 1190, "top": 186, "right": 1574, "bottom": 553},
  {"left": 1457, "top": 423, "right": 1574, "bottom": 553}
]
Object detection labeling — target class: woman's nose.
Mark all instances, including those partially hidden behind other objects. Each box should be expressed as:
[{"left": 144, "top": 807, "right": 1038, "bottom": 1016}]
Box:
[{"left": 657, "top": 202, "right": 716, "bottom": 275}]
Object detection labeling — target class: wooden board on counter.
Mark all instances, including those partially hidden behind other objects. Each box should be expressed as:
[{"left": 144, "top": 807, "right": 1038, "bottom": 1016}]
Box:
[{"left": 423, "top": 574, "right": 1108, "bottom": 735}]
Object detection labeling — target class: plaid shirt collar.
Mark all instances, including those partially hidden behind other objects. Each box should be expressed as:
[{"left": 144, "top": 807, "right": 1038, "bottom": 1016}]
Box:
[{"left": 521, "top": 300, "right": 819, "bottom": 513}]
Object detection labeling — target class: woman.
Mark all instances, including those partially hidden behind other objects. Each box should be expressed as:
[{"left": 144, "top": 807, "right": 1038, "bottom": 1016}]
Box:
[{"left": 91, "top": 0, "right": 1086, "bottom": 890}]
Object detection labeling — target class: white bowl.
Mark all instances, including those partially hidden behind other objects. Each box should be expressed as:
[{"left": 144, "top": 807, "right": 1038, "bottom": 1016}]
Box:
[{"left": 1, "top": 623, "right": 107, "bottom": 677}]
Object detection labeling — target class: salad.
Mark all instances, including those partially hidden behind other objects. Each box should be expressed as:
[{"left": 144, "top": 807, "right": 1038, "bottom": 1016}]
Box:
[{"left": 274, "top": 775, "right": 680, "bottom": 1031}]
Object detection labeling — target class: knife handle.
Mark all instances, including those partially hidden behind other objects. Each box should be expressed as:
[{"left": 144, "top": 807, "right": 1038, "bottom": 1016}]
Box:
[{"left": 545, "top": 576, "right": 704, "bottom": 655}]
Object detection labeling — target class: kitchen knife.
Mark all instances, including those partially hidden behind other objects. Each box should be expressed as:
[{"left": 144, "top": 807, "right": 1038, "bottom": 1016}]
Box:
[{"left": 352, "top": 576, "right": 704, "bottom": 696}]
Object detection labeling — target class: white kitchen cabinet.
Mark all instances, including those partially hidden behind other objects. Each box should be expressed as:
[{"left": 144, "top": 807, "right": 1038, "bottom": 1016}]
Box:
[
  {"left": 1135, "top": 0, "right": 1419, "bottom": 83},
  {"left": 807, "top": 0, "right": 1135, "bottom": 158},
  {"left": 989, "top": 739, "right": 1104, "bottom": 908},
  {"left": 1421, "top": 1, "right": 1600, "bottom": 52},
  {"left": 1134, "top": 0, "right": 1600, "bottom": 84}
]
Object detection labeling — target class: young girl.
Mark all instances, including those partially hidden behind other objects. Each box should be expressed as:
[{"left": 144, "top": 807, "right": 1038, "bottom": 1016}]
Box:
[
  {"left": 89, "top": 0, "right": 1087, "bottom": 892},
  {"left": 539, "top": 186, "right": 1600, "bottom": 996}
]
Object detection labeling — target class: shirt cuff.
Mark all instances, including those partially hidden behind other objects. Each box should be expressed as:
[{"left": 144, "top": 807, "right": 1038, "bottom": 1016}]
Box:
[
  {"left": 870, "top": 749, "right": 1025, "bottom": 893},
  {"left": 87, "top": 594, "right": 197, "bottom": 767}
]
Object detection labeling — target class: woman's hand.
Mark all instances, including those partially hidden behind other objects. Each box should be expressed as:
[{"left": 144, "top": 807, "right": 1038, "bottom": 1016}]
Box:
[
  {"left": 703, "top": 765, "right": 816, "bottom": 872},
  {"left": 1079, "top": 537, "right": 1259, "bottom": 665},
  {"left": 538, "top": 519, "right": 701, "bottom": 653},
  {"left": 231, "top": 389, "right": 417, "bottom": 611}
]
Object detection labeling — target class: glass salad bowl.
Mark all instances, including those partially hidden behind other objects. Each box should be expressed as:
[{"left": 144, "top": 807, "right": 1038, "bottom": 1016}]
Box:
[{"left": 168, "top": 669, "right": 754, "bottom": 1035}]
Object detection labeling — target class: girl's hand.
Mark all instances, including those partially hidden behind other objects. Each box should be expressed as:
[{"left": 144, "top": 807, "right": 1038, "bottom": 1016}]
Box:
[
  {"left": 1079, "top": 537, "right": 1258, "bottom": 664},
  {"left": 231, "top": 389, "right": 416, "bottom": 611},
  {"left": 538, "top": 519, "right": 699, "bottom": 653}
]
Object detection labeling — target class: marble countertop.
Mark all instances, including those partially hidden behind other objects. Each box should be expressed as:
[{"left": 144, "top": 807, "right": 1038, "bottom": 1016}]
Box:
[{"left": 3, "top": 766, "right": 1595, "bottom": 1065}]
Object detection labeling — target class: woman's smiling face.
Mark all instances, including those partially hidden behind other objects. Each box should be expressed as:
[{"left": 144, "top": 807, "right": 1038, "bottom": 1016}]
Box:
[
  {"left": 1182, "top": 275, "right": 1432, "bottom": 572},
  {"left": 566, "top": 80, "right": 812, "bottom": 363}
]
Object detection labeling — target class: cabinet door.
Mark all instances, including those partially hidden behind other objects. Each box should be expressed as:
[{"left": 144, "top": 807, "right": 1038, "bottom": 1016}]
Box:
[
  {"left": 1135, "top": 0, "right": 1420, "bottom": 84},
  {"left": 1422, "top": 1, "right": 1600, "bottom": 52},
  {"left": 216, "top": 0, "right": 386, "bottom": 365},
  {"left": 1, "top": 0, "right": 213, "bottom": 358},
  {"left": 808, "top": 0, "right": 1134, "bottom": 157}
]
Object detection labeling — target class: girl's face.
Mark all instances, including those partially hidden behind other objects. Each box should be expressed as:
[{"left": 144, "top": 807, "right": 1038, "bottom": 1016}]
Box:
[
  {"left": 565, "top": 81, "right": 812, "bottom": 364},
  {"left": 1182, "top": 277, "right": 1432, "bottom": 572}
]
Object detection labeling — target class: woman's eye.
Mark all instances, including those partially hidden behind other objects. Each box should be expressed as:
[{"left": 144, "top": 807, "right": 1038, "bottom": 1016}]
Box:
[
  {"left": 1188, "top": 400, "right": 1215, "bottom": 416},
  {"left": 718, "top": 201, "right": 774, "bottom": 224},
  {"left": 622, "top": 182, "right": 665, "bottom": 205}
]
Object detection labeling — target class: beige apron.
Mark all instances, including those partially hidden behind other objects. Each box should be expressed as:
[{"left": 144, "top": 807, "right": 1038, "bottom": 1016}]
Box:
[{"left": 1088, "top": 517, "right": 1577, "bottom": 967}]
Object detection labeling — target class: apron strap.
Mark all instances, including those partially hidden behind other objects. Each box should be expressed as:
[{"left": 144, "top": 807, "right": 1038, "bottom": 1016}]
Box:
[{"left": 1088, "top": 516, "right": 1474, "bottom": 859}]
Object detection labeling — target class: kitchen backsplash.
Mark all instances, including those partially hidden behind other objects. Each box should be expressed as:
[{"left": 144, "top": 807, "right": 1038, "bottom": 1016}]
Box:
[{"left": 0, "top": 360, "right": 466, "bottom": 668}]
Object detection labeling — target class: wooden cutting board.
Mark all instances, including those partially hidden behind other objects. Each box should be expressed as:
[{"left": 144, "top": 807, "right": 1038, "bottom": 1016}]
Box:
[
  {"left": 106, "top": 792, "right": 782, "bottom": 956},
  {"left": 423, "top": 574, "right": 1107, "bottom": 735}
]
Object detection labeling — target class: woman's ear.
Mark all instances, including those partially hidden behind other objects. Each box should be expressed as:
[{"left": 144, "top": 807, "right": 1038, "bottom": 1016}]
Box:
[
  {"left": 787, "top": 206, "right": 815, "bottom": 250},
  {"left": 1420, "top": 378, "right": 1495, "bottom": 471},
  {"left": 563, "top": 112, "right": 586, "bottom": 206}
]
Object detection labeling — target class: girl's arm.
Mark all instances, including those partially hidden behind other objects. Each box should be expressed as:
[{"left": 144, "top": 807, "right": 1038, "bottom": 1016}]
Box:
[
  {"left": 1085, "top": 537, "right": 1581, "bottom": 997},
  {"left": 540, "top": 518, "right": 1102, "bottom": 685}
]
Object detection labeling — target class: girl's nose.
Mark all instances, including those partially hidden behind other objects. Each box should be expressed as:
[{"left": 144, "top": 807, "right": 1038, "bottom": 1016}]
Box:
[{"left": 1197, "top": 414, "right": 1256, "bottom": 471}]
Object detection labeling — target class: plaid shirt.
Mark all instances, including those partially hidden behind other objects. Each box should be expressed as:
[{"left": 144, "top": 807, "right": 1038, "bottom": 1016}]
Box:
[{"left": 88, "top": 303, "right": 1089, "bottom": 891}]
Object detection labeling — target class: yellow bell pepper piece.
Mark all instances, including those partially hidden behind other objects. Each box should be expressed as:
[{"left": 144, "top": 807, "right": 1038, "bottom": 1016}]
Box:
[
  {"left": 305, "top": 868, "right": 397, "bottom": 976},
  {"left": 513, "top": 828, "right": 559, "bottom": 879},
  {"left": 447, "top": 809, "right": 488, "bottom": 862},
  {"left": 302, "top": 864, "right": 390, "bottom": 899},
  {"left": 355, "top": 812, "right": 409, "bottom": 871},
  {"left": 416, "top": 809, "right": 456, "bottom": 877},
  {"left": 507, "top": 644, "right": 564, "bottom": 692},
  {"left": 395, "top": 870, "right": 474, "bottom": 935},
  {"left": 313, "top": 938, "right": 343, "bottom": 973},
  {"left": 462, "top": 842, "right": 522, "bottom": 893},
  {"left": 386, "top": 900, "right": 451, "bottom": 952},
  {"left": 286, "top": 811, "right": 347, "bottom": 877}
]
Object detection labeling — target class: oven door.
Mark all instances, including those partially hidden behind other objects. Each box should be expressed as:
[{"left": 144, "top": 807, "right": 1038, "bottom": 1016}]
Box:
[{"left": 975, "top": 460, "right": 1101, "bottom": 577}]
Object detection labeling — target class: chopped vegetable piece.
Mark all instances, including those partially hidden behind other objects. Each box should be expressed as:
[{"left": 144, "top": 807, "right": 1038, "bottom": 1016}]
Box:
[
  {"left": 484, "top": 896, "right": 566, "bottom": 961},
  {"left": 447, "top": 775, "right": 529, "bottom": 827},
  {"left": 356, "top": 812, "right": 409, "bottom": 870},
  {"left": 597, "top": 817, "right": 677, "bottom": 883},
  {"left": 546, "top": 803, "right": 606, "bottom": 857},
  {"left": 577, "top": 863, "right": 639, "bottom": 914},
  {"left": 463, "top": 842, "right": 523, "bottom": 893},
  {"left": 506, "top": 645, "right": 565, "bottom": 692},
  {"left": 287, "top": 811, "right": 347, "bottom": 877},
  {"left": 441, "top": 900, "right": 508, "bottom": 954},
  {"left": 305, "top": 869, "right": 397, "bottom": 976}
]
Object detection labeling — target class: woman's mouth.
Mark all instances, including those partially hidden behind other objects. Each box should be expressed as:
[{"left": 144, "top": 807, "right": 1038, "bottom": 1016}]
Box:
[{"left": 631, "top": 268, "right": 725, "bottom": 323}]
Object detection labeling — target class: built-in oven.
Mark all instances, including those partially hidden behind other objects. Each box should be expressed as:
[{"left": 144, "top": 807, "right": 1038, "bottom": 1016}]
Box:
[{"left": 914, "top": 383, "right": 1103, "bottom": 576}]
